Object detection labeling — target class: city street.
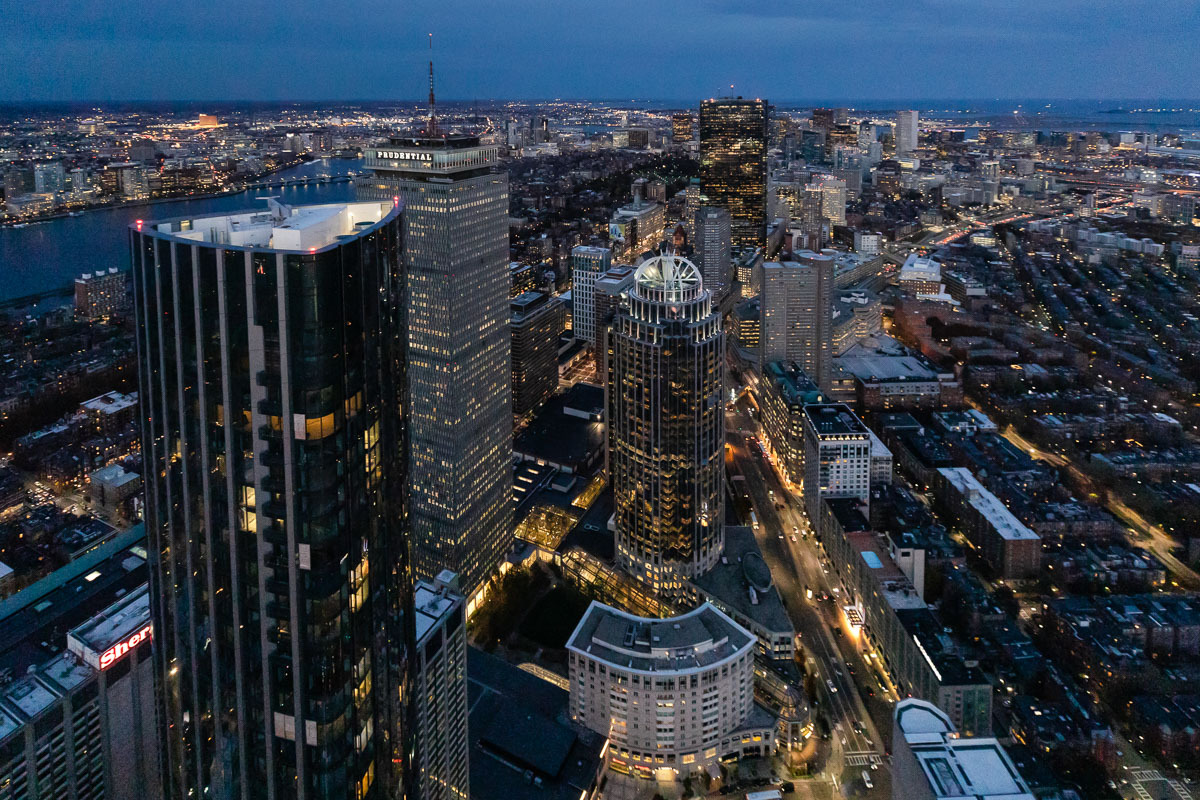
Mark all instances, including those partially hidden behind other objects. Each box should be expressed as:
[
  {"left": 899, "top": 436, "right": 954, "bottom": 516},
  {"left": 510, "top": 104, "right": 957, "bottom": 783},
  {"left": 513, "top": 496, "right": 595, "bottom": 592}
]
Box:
[{"left": 725, "top": 389, "right": 892, "bottom": 798}]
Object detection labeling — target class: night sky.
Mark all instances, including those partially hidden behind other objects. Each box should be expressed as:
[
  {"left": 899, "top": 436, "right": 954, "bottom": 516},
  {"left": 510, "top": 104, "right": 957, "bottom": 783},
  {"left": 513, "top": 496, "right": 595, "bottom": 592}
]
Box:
[{"left": 4, "top": 0, "right": 1199, "bottom": 102}]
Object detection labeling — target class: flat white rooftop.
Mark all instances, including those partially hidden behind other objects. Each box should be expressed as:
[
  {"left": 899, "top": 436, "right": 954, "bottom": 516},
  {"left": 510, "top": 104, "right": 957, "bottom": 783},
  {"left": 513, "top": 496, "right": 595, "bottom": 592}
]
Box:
[
  {"left": 67, "top": 583, "right": 151, "bottom": 667},
  {"left": 81, "top": 390, "right": 137, "bottom": 415},
  {"left": 152, "top": 200, "right": 394, "bottom": 253},
  {"left": 938, "top": 468, "right": 1040, "bottom": 542},
  {"left": 414, "top": 585, "right": 460, "bottom": 644},
  {"left": 899, "top": 253, "right": 942, "bottom": 283},
  {"left": 896, "top": 699, "right": 1035, "bottom": 800}
]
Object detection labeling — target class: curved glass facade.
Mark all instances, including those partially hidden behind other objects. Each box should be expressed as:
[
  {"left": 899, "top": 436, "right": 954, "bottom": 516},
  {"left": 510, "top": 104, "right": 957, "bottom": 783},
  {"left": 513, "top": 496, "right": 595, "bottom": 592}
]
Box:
[
  {"left": 131, "top": 202, "right": 414, "bottom": 800},
  {"left": 610, "top": 256, "right": 726, "bottom": 594}
]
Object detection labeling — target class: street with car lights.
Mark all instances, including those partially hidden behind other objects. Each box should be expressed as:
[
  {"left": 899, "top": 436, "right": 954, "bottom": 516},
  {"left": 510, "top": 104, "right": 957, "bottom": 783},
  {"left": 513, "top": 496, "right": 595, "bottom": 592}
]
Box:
[{"left": 724, "top": 368, "right": 893, "bottom": 797}]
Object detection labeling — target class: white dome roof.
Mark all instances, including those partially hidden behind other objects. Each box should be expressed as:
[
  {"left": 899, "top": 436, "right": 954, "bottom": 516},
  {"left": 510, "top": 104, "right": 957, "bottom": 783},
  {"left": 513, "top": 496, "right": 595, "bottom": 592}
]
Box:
[{"left": 634, "top": 254, "right": 702, "bottom": 300}]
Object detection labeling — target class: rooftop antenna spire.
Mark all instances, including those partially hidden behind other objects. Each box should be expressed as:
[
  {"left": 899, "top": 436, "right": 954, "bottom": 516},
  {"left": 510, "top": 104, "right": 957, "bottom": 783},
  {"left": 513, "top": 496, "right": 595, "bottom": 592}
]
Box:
[{"left": 427, "top": 33, "right": 438, "bottom": 136}]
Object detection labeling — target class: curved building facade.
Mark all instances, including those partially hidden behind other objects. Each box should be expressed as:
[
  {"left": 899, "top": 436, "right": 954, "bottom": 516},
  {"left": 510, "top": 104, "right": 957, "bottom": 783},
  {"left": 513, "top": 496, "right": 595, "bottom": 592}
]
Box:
[
  {"left": 609, "top": 255, "right": 725, "bottom": 593},
  {"left": 566, "top": 601, "right": 757, "bottom": 775},
  {"left": 131, "top": 201, "right": 415, "bottom": 799}
]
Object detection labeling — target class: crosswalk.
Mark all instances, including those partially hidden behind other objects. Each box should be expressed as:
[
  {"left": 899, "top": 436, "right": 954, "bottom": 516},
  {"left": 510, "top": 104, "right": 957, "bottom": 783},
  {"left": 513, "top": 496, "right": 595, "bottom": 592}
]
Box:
[
  {"left": 844, "top": 751, "right": 882, "bottom": 767},
  {"left": 1168, "top": 779, "right": 1195, "bottom": 800},
  {"left": 1129, "top": 769, "right": 1195, "bottom": 800}
]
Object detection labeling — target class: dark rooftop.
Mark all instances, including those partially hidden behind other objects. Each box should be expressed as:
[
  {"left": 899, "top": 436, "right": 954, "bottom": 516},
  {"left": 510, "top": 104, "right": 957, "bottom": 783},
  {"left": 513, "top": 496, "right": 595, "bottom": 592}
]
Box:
[
  {"left": 691, "top": 526, "right": 794, "bottom": 639},
  {"left": 825, "top": 497, "right": 872, "bottom": 533},
  {"left": 804, "top": 403, "right": 868, "bottom": 437},
  {"left": 467, "top": 648, "right": 604, "bottom": 800},
  {"left": 0, "top": 525, "right": 146, "bottom": 679},
  {"left": 514, "top": 395, "right": 604, "bottom": 472},
  {"left": 561, "top": 382, "right": 605, "bottom": 420}
]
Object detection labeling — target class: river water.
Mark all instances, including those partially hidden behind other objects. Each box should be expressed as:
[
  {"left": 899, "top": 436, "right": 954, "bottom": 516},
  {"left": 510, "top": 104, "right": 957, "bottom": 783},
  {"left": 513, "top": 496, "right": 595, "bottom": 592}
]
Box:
[{"left": 0, "top": 158, "right": 359, "bottom": 303}]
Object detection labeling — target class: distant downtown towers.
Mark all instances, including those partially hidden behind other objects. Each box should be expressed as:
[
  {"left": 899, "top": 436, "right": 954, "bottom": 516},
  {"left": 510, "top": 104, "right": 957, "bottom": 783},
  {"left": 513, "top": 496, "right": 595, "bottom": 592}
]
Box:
[
  {"left": 131, "top": 201, "right": 416, "bottom": 799},
  {"left": 608, "top": 255, "right": 726, "bottom": 594},
  {"left": 699, "top": 97, "right": 768, "bottom": 251},
  {"left": 361, "top": 134, "right": 513, "bottom": 606}
]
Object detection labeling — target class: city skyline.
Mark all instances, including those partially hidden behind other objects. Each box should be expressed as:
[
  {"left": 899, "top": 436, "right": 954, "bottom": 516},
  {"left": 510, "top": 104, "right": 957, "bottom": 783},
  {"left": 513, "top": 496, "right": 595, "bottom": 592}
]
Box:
[
  {"left": 2, "top": 13, "right": 1200, "bottom": 798},
  {"left": 4, "top": 0, "right": 1200, "bottom": 102}
]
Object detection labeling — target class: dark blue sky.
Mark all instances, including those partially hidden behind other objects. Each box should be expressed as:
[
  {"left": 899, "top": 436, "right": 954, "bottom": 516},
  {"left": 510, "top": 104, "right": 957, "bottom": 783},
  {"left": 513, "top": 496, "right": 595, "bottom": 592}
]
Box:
[{"left": 4, "top": 0, "right": 1199, "bottom": 102}]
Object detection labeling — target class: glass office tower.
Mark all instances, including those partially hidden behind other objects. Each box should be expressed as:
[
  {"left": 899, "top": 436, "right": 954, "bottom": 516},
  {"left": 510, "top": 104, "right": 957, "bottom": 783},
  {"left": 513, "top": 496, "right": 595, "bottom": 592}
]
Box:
[
  {"left": 131, "top": 200, "right": 414, "bottom": 800},
  {"left": 609, "top": 255, "right": 726, "bottom": 594},
  {"left": 699, "top": 98, "right": 769, "bottom": 250},
  {"left": 360, "top": 136, "right": 513, "bottom": 604}
]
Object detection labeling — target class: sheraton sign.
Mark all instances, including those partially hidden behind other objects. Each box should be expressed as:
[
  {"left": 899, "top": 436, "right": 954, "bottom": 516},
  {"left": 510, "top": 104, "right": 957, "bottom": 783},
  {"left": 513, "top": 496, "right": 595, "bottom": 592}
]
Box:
[
  {"left": 99, "top": 623, "right": 153, "bottom": 669},
  {"left": 66, "top": 587, "right": 154, "bottom": 672}
]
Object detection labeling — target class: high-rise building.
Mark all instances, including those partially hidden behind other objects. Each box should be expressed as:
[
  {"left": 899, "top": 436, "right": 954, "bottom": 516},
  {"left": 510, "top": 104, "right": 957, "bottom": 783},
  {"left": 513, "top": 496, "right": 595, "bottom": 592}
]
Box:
[
  {"left": 74, "top": 267, "right": 129, "bottom": 320},
  {"left": 760, "top": 251, "right": 834, "bottom": 388},
  {"left": 896, "top": 109, "right": 919, "bottom": 155},
  {"left": 510, "top": 290, "right": 566, "bottom": 416},
  {"left": 33, "top": 161, "right": 66, "bottom": 194},
  {"left": 570, "top": 245, "right": 611, "bottom": 348},
  {"left": 814, "top": 175, "right": 847, "bottom": 226},
  {"left": 672, "top": 111, "right": 693, "bottom": 143},
  {"left": 810, "top": 107, "right": 847, "bottom": 132},
  {"left": 508, "top": 261, "right": 540, "bottom": 298},
  {"left": 413, "top": 571, "right": 470, "bottom": 800},
  {"left": 802, "top": 403, "right": 872, "bottom": 520},
  {"left": 694, "top": 206, "right": 732, "bottom": 302},
  {"left": 683, "top": 178, "right": 703, "bottom": 240},
  {"left": 609, "top": 255, "right": 725, "bottom": 593},
  {"left": 132, "top": 200, "right": 417, "bottom": 799},
  {"left": 361, "top": 135, "right": 513, "bottom": 601},
  {"left": 593, "top": 265, "right": 636, "bottom": 339},
  {"left": 0, "top": 530, "right": 160, "bottom": 800},
  {"left": 610, "top": 180, "right": 665, "bottom": 256},
  {"left": 891, "top": 700, "right": 1034, "bottom": 800},
  {"left": 758, "top": 361, "right": 828, "bottom": 488},
  {"left": 699, "top": 98, "right": 768, "bottom": 250}
]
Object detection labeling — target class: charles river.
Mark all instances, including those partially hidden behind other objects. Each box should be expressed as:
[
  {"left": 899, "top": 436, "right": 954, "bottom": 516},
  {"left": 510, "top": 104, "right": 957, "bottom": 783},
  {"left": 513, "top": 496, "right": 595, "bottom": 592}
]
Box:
[{"left": 0, "top": 158, "right": 358, "bottom": 304}]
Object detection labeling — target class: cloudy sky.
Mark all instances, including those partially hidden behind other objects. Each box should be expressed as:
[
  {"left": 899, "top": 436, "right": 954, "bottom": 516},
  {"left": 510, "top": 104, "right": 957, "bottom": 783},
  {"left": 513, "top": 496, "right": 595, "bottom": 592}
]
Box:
[{"left": 3, "top": 0, "right": 1198, "bottom": 102}]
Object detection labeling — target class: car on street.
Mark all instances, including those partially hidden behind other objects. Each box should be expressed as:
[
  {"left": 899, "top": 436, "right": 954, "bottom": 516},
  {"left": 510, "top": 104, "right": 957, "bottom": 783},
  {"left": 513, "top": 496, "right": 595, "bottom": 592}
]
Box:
[{"left": 826, "top": 679, "right": 837, "bottom": 693}]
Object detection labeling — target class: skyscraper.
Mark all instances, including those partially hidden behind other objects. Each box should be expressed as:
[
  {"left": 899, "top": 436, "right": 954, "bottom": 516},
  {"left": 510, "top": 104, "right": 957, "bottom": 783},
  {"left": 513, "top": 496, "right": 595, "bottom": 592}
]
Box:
[
  {"left": 510, "top": 290, "right": 566, "bottom": 416},
  {"left": 802, "top": 403, "right": 872, "bottom": 521},
  {"left": 361, "top": 135, "right": 513, "bottom": 602},
  {"left": 33, "top": 161, "right": 66, "bottom": 194},
  {"left": 699, "top": 98, "right": 768, "bottom": 250},
  {"left": 413, "top": 571, "right": 470, "bottom": 800},
  {"left": 609, "top": 255, "right": 725, "bottom": 594},
  {"left": 760, "top": 251, "right": 834, "bottom": 388},
  {"left": 694, "top": 206, "right": 732, "bottom": 302},
  {"left": 896, "top": 109, "right": 919, "bottom": 155},
  {"left": 671, "top": 111, "right": 693, "bottom": 143},
  {"left": 682, "top": 178, "right": 703, "bottom": 240},
  {"left": 814, "top": 175, "right": 847, "bottom": 226},
  {"left": 131, "top": 200, "right": 415, "bottom": 799},
  {"left": 570, "top": 245, "right": 612, "bottom": 349}
]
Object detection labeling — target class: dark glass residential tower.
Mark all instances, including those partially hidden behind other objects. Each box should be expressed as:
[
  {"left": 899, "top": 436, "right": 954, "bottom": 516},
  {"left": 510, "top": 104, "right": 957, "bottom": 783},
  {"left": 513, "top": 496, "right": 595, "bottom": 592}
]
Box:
[
  {"left": 359, "top": 136, "right": 513, "bottom": 604},
  {"left": 609, "top": 255, "right": 726, "bottom": 595},
  {"left": 131, "top": 201, "right": 415, "bottom": 800},
  {"left": 699, "top": 98, "right": 769, "bottom": 251}
]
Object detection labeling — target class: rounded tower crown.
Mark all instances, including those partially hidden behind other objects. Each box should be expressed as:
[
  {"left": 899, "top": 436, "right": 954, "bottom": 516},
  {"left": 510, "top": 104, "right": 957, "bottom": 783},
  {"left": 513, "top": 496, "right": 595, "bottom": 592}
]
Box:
[{"left": 633, "top": 254, "right": 703, "bottom": 304}]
